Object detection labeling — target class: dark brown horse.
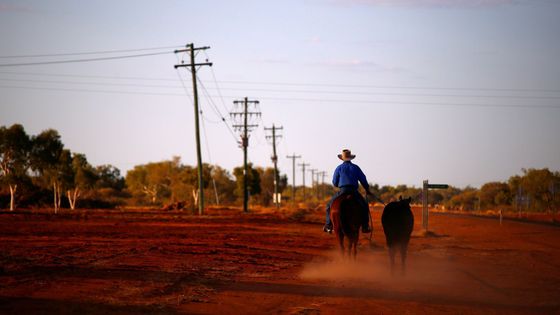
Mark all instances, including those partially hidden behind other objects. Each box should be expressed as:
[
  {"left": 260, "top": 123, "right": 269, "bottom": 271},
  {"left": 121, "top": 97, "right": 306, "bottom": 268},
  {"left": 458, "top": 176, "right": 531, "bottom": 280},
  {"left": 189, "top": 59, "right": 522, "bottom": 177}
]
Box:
[
  {"left": 330, "top": 193, "right": 363, "bottom": 259},
  {"left": 381, "top": 196, "right": 414, "bottom": 275}
]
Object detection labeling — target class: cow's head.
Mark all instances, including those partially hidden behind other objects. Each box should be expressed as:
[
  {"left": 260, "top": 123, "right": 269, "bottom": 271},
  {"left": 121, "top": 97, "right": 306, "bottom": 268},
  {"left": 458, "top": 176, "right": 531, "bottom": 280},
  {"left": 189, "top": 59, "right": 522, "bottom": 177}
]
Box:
[{"left": 398, "top": 196, "right": 412, "bottom": 205}]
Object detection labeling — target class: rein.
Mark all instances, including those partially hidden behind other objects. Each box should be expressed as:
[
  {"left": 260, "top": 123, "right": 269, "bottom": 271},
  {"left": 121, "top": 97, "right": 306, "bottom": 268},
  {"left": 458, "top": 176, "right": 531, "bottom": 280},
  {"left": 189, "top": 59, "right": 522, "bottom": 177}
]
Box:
[{"left": 366, "top": 193, "right": 386, "bottom": 243}]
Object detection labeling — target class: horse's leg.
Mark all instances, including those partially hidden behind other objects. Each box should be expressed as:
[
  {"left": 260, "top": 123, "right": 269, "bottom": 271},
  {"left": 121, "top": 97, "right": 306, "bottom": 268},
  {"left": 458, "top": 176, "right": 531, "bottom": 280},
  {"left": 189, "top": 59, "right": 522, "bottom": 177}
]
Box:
[
  {"left": 388, "top": 245, "right": 396, "bottom": 276},
  {"left": 337, "top": 232, "right": 345, "bottom": 259},
  {"left": 400, "top": 242, "right": 409, "bottom": 276},
  {"left": 352, "top": 238, "right": 358, "bottom": 261}
]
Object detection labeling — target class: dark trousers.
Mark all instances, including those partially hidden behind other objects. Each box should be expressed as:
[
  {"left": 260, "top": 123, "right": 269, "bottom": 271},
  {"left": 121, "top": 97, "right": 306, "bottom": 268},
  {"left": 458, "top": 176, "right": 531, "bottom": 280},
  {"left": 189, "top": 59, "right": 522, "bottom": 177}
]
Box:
[{"left": 325, "top": 186, "right": 369, "bottom": 227}]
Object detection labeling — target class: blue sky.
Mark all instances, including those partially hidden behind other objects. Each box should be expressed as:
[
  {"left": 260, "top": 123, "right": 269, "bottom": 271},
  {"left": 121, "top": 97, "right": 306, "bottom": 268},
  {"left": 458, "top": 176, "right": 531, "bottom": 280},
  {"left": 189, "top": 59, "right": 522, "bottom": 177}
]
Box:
[{"left": 1, "top": 0, "right": 559, "bottom": 188}]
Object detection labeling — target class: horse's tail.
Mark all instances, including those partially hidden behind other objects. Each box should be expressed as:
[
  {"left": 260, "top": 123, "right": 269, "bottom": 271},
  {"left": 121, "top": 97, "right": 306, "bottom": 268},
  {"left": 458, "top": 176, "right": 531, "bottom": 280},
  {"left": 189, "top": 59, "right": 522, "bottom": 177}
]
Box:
[
  {"left": 340, "top": 194, "right": 360, "bottom": 236},
  {"left": 340, "top": 196, "right": 349, "bottom": 236}
]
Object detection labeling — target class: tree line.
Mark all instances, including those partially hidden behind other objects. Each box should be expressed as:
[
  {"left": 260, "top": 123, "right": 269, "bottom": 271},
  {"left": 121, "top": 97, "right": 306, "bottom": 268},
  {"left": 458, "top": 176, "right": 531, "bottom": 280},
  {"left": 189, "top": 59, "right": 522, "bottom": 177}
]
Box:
[
  {"left": 1, "top": 124, "right": 558, "bottom": 213},
  {"left": 0, "top": 124, "right": 288, "bottom": 211},
  {"left": 0, "top": 124, "right": 125, "bottom": 211},
  {"left": 367, "top": 169, "right": 560, "bottom": 213}
]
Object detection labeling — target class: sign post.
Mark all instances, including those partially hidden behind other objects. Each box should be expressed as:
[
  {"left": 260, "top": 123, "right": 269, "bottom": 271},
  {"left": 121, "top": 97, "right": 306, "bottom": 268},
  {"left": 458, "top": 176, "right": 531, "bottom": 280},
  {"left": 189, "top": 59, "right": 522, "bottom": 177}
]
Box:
[{"left": 422, "top": 180, "right": 449, "bottom": 231}]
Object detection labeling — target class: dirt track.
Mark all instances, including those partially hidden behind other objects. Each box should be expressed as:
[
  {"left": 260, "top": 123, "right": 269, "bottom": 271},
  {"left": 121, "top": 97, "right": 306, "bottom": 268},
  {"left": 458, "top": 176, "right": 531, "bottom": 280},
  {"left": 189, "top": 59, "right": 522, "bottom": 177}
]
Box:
[{"left": 0, "top": 206, "right": 559, "bottom": 314}]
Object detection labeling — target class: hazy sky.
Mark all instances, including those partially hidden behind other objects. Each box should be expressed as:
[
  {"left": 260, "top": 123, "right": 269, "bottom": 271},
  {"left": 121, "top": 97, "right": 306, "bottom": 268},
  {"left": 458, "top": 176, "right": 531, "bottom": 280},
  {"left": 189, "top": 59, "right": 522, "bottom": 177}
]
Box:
[{"left": 1, "top": 0, "right": 559, "bottom": 188}]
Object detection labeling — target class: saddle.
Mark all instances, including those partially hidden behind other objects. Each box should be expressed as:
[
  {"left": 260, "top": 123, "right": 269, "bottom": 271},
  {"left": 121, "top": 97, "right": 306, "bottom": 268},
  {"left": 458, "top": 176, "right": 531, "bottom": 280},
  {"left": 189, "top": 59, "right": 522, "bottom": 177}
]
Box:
[{"left": 336, "top": 192, "right": 360, "bottom": 205}]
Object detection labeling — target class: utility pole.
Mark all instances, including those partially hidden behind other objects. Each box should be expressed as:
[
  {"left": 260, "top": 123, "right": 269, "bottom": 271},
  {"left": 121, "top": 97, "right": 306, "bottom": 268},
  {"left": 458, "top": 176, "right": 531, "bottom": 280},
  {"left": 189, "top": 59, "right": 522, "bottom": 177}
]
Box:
[
  {"left": 309, "top": 169, "right": 317, "bottom": 199},
  {"left": 315, "top": 171, "right": 321, "bottom": 199},
  {"left": 286, "top": 153, "right": 301, "bottom": 205},
  {"left": 318, "top": 171, "right": 327, "bottom": 200},
  {"left": 174, "top": 43, "right": 212, "bottom": 216},
  {"left": 231, "top": 97, "right": 261, "bottom": 213},
  {"left": 265, "top": 124, "right": 283, "bottom": 210},
  {"left": 298, "top": 162, "right": 310, "bottom": 201}
]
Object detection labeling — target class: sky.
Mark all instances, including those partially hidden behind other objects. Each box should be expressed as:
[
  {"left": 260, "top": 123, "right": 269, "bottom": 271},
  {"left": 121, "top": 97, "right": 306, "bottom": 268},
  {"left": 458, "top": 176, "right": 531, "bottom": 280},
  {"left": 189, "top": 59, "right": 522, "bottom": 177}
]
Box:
[{"left": 1, "top": 0, "right": 559, "bottom": 188}]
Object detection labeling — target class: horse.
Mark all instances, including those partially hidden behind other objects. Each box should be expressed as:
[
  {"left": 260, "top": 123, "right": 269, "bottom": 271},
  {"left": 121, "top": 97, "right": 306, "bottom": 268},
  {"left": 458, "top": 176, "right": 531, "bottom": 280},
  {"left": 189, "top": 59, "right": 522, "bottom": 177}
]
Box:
[
  {"left": 381, "top": 196, "right": 414, "bottom": 275},
  {"left": 330, "top": 193, "right": 363, "bottom": 259}
]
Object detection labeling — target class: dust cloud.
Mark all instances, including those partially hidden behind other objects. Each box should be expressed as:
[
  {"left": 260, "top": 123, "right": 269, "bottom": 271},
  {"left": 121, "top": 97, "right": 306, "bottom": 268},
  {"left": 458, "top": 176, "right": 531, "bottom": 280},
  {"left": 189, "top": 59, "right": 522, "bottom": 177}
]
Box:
[{"left": 300, "top": 248, "right": 462, "bottom": 294}]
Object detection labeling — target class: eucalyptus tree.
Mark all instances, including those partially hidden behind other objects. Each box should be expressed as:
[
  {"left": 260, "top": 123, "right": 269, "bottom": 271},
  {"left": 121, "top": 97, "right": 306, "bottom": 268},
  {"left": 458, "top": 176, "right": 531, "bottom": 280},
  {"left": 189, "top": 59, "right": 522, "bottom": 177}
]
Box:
[
  {"left": 66, "top": 153, "right": 97, "bottom": 210},
  {"left": 0, "top": 124, "right": 31, "bottom": 211},
  {"left": 233, "top": 163, "right": 261, "bottom": 202},
  {"left": 30, "top": 129, "right": 66, "bottom": 213},
  {"left": 95, "top": 164, "right": 125, "bottom": 191},
  {"left": 126, "top": 160, "right": 176, "bottom": 205},
  {"left": 125, "top": 157, "right": 213, "bottom": 207}
]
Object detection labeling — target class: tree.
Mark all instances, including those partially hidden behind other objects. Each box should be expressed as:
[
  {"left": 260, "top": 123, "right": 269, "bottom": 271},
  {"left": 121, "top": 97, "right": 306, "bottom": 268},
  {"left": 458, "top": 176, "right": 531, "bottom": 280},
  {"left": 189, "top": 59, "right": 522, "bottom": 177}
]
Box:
[
  {"left": 66, "top": 153, "right": 97, "bottom": 210},
  {"left": 520, "top": 168, "right": 557, "bottom": 212},
  {"left": 479, "top": 182, "right": 511, "bottom": 209},
  {"left": 233, "top": 163, "right": 261, "bottom": 203},
  {"left": 126, "top": 163, "right": 166, "bottom": 205},
  {"left": 256, "top": 167, "right": 288, "bottom": 206},
  {"left": 448, "top": 187, "right": 478, "bottom": 211},
  {"left": 553, "top": 171, "right": 560, "bottom": 213},
  {"left": 209, "top": 165, "right": 236, "bottom": 205},
  {"left": 95, "top": 164, "right": 125, "bottom": 191},
  {"left": 508, "top": 175, "right": 524, "bottom": 210},
  {"left": 29, "top": 129, "right": 65, "bottom": 213},
  {"left": 125, "top": 157, "right": 212, "bottom": 207},
  {"left": 208, "top": 165, "right": 236, "bottom": 204},
  {"left": 379, "top": 185, "right": 397, "bottom": 203},
  {"left": 54, "top": 149, "right": 74, "bottom": 212},
  {"left": 0, "top": 124, "right": 31, "bottom": 211},
  {"left": 169, "top": 161, "right": 212, "bottom": 207}
]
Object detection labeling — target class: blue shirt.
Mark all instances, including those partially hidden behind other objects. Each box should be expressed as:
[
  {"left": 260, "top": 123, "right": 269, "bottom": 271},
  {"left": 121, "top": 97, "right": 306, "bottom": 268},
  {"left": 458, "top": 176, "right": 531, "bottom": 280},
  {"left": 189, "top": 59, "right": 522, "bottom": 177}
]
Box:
[{"left": 332, "top": 161, "right": 368, "bottom": 190}]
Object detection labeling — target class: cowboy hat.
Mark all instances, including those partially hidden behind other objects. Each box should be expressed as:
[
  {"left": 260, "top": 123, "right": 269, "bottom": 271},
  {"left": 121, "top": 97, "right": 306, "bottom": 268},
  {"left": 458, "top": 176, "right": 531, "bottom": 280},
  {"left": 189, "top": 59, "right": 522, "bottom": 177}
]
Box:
[{"left": 338, "top": 149, "right": 355, "bottom": 161}]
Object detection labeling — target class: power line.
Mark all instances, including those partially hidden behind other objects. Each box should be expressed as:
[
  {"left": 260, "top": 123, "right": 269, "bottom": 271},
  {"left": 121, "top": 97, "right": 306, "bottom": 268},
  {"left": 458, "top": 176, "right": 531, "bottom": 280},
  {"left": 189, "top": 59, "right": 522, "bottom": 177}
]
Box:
[
  {"left": 2, "top": 84, "right": 559, "bottom": 109},
  {"left": 2, "top": 70, "right": 559, "bottom": 94},
  {"left": 0, "top": 84, "right": 184, "bottom": 96},
  {"left": 254, "top": 96, "right": 560, "bottom": 109},
  {"left": 204, "top": 50, "right": 234, "bottom": 117},
  {"left": 213, "top": 80, "right": 560, "bottom": 94},
  {"left": 0, "top": 78, "right": 184, "bottom": 89},
  {"left": 0, "top": 51, "right": 173, "bottom": 67},
  {"left": 196, "top": 77, "right": 239, "bottom": 142},
  {"left": 0, "top": 85, "right": 185, "bottom": 97},
  {"left": 1, "top": 77, "right": 559, "bottom": 100},
  {"left": 0, "top": 45, "right": 182, "bottom": 59},
  {"left": 0, "top": 71, "right": 180, "bottom": 81}
]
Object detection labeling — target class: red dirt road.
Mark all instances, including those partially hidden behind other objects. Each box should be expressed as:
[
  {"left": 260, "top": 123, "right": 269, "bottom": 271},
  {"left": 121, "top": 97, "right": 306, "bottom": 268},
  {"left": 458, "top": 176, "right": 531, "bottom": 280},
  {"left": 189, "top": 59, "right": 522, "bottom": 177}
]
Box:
[{"left": 0, "top": 207, "right": 559, "bottom": 314}]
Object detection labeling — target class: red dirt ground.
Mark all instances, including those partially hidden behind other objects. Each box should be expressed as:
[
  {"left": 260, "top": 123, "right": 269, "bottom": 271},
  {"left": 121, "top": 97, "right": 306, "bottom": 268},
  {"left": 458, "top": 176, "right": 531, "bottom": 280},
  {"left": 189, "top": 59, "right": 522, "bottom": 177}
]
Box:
[{"left": 0, "top": 206, "right": 559, "bottom": 314}]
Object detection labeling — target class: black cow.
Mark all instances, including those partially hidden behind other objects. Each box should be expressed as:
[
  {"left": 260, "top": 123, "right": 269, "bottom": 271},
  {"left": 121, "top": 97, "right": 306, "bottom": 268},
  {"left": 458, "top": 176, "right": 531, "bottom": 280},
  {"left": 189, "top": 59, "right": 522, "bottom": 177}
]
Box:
[{"left": 381, "top": 196, "right": 414, "bottom": 275}]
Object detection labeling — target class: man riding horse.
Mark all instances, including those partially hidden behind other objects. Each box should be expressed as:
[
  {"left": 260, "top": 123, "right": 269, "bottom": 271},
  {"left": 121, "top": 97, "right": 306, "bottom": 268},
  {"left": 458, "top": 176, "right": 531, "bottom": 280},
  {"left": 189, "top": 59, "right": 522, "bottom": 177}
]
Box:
[{"left": 323, "top": 149, "right": 373, "bottom": 234}]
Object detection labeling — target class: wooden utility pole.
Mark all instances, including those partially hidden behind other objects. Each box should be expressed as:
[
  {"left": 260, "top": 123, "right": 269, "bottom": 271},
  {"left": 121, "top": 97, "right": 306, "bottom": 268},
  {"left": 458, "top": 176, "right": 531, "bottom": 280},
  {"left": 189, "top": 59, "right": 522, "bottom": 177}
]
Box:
[
  {"left": 318, "top": 171, "right": 327, "bottom": 199},
  {"left": 309, "top": 169, "right": 317, "bottom": 199},
  {"left": 298, "top": 162, "right": 310, "bottom": 201},
  {"left": 265, "top": 124, "right": 283, "bottom": 210},
  {"left": 286, "top": 153, "right": 301, "bottom": 205},
  {"left": 231, "top": 97, "right": 260, "bottom": 213},
  {"left": 174, "top": 43, "right": 212, "bottom": 216}
]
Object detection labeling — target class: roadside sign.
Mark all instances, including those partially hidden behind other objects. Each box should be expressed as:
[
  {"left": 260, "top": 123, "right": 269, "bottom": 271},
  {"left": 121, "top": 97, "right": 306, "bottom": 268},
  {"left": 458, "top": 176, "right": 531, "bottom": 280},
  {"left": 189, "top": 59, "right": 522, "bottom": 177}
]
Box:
[
  {"left": 427, "top": 184, "right": 449, "bottom": 189},
  {"left": 422, "top": 180, "right": 449, "bottom": 231}
]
